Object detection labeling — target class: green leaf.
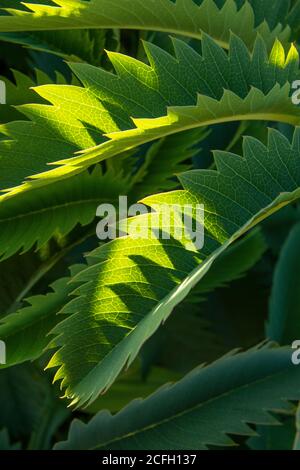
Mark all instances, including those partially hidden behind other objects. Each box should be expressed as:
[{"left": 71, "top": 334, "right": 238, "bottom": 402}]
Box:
[
  {"left": 287, "top": 0, "right": 300, "bottom": 39},
  {"left": 27, "top": 380, "right": 70, "bottom": 450},
  {"left": 1, "top": 34, "right": 299, "bottom": 201},
  {"left": 0, "top": 29, "right": 118, "bottom": 66},
  {"left": 85, "top": 366, "right": 181, "bottom": 415},
  {"left": 55, "top": 345, "right": 300, "bottom": 450},
  {"left": 0, "top": 125, "right": 207, "bottom": 260},
  {"left": 293, "top": 403, "right": 300, "bottom": 449},
  {"left": 267, "top": 223, "right": 300, "bottom": 344},
  {"left": 248, "top": 417, "right": 296, "bottom": 450},
  {"left": 149, "top": 305, "right": 226, "bottom": 372},
  {"left": 0, "top": 429, "right": 20, "bottom": 450},
  {"left": 130, "top": 128, "right": 209, "bottom": 200},
  {"left": 0, "top": 0, "right": 291, "bottom": 50},
  {"left": 0, "top": 265, "right": 84, "bottom": 367},
  {"left": 0, "top": 132, "right": 207, "bottom": 363},
  {"left": 0, "top": 68, "right": 73, "bottom": 123},
  {"left": 0, "top": 364, "right": 50, "bottom": 438},
  {"left": 0, "top": 362, "right": 70, "bottom": 448},
  {"left": 246, "top": 0, "right": 291, "bottom": 30},
  {"left": 0, "top": 165, "right": 129, "bottom": 260},
  {"left": 0, "top": 252, "right": 42, "bottom": 315},
  {"left": 48, "top": 128, "right": 300, "bottom": 407},
  {"left": 187, "top": 228, "right": 267, "bottom": 301}
]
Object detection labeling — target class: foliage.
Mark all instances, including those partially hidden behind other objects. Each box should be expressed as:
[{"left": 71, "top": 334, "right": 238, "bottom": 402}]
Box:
[{"left": 0, "top": 0, "right": 299, "bottom": 451}]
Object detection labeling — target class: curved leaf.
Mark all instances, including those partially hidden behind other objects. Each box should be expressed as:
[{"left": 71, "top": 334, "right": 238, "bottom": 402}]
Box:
[
  {"left": 48, "top": 128, "right": 300, "bottom": 407},
  {"left": 267, "top": 222, "right": 300, "bottom": 344},
  {"left": 0, "top": 166, "right": 128, "bottom": 260},
  {"left": 55, "top": 345, "right": 300, "bottom": 450},
  {"left": 0, "top": 0, "right": 291, "bottom": 50},
  {"left": 1, "top": 35, "right": 299, "bottom": 201}
]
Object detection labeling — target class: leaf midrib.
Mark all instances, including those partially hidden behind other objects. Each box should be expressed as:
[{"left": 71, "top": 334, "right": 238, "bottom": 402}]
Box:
[
  {"left": 91, "top": 360, "right": 291, "bottom": 450},
  {"left": 0, "top": 196, "right": 118, "bottom": 223}
]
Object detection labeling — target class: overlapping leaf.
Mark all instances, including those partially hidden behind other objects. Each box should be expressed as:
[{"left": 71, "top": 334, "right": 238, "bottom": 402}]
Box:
[
  {"left": 0, "top": 28, "right": 118, "bottom": 66},
  {"left": 0, "top": 166, "right": 129, "bottom": 261},
  {"left": 1, "top": 34, "right": 300, "bottom": 202},
  {"left": 0, "top": 0, "right": 300, "bottom": 452},
  {"left": 48, "top": 128, "right": 300, "bottom": 407},
  {"left": 0, "top": 67, "right": 78, "bottom": 123},
  {"left": 0, "top": 265, "right": 84, "bottom": 367},
  {"left": 0, "top": 0, "right": 292, "bottom": 50},
  {"left": 187, "top": 228, "right": 266, "bottom": 302},
  {"left": 55, "top": 346, "right": 300, "bottom": 450},
  {"left": 0, "top": 126, "right": 206, "bottom": 260}
]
